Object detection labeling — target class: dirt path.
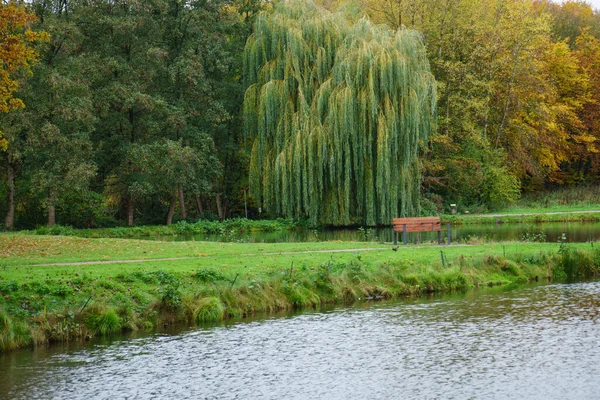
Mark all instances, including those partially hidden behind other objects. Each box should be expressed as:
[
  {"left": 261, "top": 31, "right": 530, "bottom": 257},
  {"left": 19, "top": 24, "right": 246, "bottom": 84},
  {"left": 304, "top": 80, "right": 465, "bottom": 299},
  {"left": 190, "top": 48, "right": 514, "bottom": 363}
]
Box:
[{"left": 27, "top": 247, "right": 392, "bottom": 267}]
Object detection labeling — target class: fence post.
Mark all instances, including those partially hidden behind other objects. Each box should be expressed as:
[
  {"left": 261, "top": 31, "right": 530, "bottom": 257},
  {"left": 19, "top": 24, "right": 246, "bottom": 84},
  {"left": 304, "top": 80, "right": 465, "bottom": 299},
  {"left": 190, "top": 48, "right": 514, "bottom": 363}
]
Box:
[{"left": 447, "top": 223, "right": 451, "bottom": 245}]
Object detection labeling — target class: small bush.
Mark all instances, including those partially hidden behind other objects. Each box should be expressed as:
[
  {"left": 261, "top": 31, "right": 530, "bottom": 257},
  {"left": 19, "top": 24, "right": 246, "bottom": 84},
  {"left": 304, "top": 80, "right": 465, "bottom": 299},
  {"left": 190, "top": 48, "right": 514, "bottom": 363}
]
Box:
[
  {"left": 501, "top": 261, "right": 522, "bottom": 277},
  {"left": 195, "top": 297, "right": 224, "bottom": 323},
  {"left": 160, "top": 283, "right": 181, "bottom": 311},
  {"left": 0, "top": 308, "right": 32, "bottom": 351},
  {"left": 51, "top": 284, "right": 74, "bottom": 298},
  {"left": 85, "top": 308, "right": 121, "bottom": 336},
  {"left": 153, "top": 271, "right": 180, "bottom": 286},
  {"left": 521, "top": 225, "right": 547, "bottom": 242},
  {"left": 0, "top": 281, "right": 19, "bottom": 293},
  {"left": 35, "top": 225, "right": 76, "bottom": 236},
  {"left": 193, "top": 268, "right": 229, "bottom": 283},
  {"left": 558, "top": 248, "right": 599, "bottom": 281}
]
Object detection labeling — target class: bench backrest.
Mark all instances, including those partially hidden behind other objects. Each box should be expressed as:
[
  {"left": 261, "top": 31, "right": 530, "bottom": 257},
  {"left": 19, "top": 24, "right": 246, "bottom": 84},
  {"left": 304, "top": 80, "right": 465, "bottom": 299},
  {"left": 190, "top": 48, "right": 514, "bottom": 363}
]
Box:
[{"left": 392, "top": 217, "right": 441, "bottom": 232}]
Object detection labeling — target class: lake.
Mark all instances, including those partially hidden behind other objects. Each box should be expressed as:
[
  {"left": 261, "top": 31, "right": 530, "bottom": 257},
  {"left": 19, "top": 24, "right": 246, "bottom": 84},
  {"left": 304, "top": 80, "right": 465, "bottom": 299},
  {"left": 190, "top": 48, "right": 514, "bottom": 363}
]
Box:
[
  {"left": 2, "top": 280, "right": 599, "bottom": 399},
  {"left": 168, "top": 221, "right": 600, "bottom": 244}
]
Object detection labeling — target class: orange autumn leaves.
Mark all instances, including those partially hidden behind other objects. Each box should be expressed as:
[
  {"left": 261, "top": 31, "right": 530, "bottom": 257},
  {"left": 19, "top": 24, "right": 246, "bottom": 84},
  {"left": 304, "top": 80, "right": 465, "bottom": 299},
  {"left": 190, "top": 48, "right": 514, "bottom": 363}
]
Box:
[{"left": 0, "top": 2, "right": 48, "bottom": 149}]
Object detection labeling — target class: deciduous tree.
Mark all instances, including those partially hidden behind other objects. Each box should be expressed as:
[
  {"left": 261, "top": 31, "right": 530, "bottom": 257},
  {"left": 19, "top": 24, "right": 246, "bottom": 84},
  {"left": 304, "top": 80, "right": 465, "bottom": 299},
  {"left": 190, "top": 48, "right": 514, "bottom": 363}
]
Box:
[{"left": 244, "top": 0, "right": 437, "bottom": 225}]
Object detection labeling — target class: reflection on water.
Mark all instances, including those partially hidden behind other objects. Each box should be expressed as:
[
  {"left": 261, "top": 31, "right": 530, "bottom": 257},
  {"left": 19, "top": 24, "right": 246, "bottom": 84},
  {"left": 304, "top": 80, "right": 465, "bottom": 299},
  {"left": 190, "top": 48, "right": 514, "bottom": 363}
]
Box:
[
  {"left": 1, "top": 282, "right": 600, "bottom": 399},
  {"left": 159, "top": 221, "right": 600, "bottom": 243}
]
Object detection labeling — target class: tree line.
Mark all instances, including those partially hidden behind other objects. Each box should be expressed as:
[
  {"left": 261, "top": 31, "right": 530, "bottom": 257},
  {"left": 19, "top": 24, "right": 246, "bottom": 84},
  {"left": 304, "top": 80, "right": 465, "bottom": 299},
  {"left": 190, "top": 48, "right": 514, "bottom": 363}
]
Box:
[
  {"left": 1, "top": 0, "right": 599, "bottom": 228},
  {"left": 363, "top": 0, "right": 600, "bottom": 211}
]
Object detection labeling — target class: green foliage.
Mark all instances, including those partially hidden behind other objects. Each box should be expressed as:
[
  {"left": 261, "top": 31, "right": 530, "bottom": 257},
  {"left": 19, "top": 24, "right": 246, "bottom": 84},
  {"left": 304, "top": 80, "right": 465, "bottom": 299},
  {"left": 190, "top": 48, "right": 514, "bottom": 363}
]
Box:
[
  {"left": 0, "top": 281, "right": 19, "bottom": 293},
  {"left": 194, "top": 297, "right": 225, "bottom": 323},
  {"left": 84, "top": 308, "right": 122, "bottom": 336},
  {"left": 159, "top": 282, "right": 182, "bottom": 311},
  {"left": 0, "top": 0, "right": 242, "bottom": 229},
  {"left": 520, "top": 226, "right": 547, "bottom": 243},
  {"left": 0, "top": 307, "right": 32, "bottom": 352},
  {"left": 193, "top": 268, "right": 230, "bottom": 283},
  {"left": 33, "top": 218, "right": 299, "bottom": 238},
  {"left": 366, "top": 0, "right": 599, "bottom": 208},
  {"left": 482, "top": 165, "right": 521, "bottom": 210},
  {"left": 357, "top": 227, "right": 378, "bottom": 242},
  {"left": 1, "top": 0, "right": 600, "bottom": 230},
  {"left": 556, "top": 239, "right": 600, "bottom": 281},
  {"left": 425, "top": 137, "right": 521, "bottom": 212},
  {"left": 244, "top": 0, "right": 436, "bottom": 225},
  {"left": 3, "top": 235, "right": 600, "bottom": 351},
  {"left": 35, "top": 225, "right": 76, "bottom": 236},
  {"left": 516, "top": 184, "right": 600, "bottom": 210}
]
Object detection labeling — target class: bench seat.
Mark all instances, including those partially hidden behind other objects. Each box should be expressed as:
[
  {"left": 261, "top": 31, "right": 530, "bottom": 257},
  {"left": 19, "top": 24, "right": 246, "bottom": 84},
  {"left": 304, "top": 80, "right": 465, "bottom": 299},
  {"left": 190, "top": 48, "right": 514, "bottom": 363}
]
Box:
[{"left": 391, "top": 217, "right": 449, "bottom": 245}]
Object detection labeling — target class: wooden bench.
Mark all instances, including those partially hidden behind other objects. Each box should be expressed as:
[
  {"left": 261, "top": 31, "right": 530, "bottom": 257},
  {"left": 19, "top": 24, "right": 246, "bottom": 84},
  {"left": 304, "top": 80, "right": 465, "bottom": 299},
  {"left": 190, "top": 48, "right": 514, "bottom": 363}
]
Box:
[{"left": 392, "top": 217, "right": 450, "bottom": 245}]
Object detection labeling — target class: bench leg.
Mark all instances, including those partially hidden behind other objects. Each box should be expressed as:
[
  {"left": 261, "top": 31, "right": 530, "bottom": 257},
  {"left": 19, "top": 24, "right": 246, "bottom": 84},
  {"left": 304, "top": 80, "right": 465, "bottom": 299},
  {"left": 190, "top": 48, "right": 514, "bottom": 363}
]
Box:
[
  {"left": 438, "top": 231, "right": 441, "bottom": 245},
  {"left": 393, "top": 231, "right": 398, "bottom": 246},
  {"left": 403, "top": 224, "right": 407, "bottom": 245}
]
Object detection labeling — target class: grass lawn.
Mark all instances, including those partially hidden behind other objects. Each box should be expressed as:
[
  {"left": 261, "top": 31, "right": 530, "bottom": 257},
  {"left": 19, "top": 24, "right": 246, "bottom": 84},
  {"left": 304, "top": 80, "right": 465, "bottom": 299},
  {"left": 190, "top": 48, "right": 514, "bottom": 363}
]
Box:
[
  {"left": 0, "top": 233, "right": 575, "bottom": 281},
  {"left": 481, "top": 204, "right": 600, "bottom": 215},
  {"left": 444, "top": 210, "right": 600, "bottom": 224},
  {"left": 1, "top": 234, "right": 599, "bottom": 352}
]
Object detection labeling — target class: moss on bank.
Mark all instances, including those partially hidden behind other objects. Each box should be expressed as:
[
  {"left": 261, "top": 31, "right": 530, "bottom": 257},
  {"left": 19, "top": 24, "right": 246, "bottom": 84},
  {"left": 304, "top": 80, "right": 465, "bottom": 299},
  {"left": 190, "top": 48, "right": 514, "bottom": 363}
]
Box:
[{"left": 1, "top": 242, "right": 599, "bottom": 353}]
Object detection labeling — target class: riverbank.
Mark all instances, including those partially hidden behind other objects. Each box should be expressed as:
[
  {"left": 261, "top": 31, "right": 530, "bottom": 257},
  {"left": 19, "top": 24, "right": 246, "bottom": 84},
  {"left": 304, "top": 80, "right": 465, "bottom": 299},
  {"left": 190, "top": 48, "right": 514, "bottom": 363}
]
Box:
[
  {"left": 4, "top": 206, "right": 600, "bottom": 243},
  {"left": 30, "top": 218, "right": 302, "bottom": 238},
  {"left": 1, "top": 235, "right": 599, "bottom": 352},
  {"left": 444, "top": 210, "right": 600, "bottom": 225}
]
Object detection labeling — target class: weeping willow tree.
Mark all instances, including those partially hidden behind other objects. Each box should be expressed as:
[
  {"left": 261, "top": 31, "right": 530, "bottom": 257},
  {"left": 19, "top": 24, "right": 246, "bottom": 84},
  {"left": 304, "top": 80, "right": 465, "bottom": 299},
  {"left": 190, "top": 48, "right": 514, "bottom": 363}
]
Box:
[{"left": 244, "top": 0, "right": 436, "bottom": 226}]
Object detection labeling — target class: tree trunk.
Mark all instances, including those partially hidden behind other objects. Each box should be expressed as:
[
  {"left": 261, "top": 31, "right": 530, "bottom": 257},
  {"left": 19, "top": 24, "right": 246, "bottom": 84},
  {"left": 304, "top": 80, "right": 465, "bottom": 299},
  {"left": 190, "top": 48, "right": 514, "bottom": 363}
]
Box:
[
  {"left": 48, "top": 188, "right": 57, "bottom": 227},
  {"left": 196, "top": 196, "right": 203, "bottom": 214},
  {"left": 178, "top": 184, "right": 187, "bottom": 220},
  {"left": 166, "top": 190, "right": 177, "bottom": 225},
  {"left": 4, "top": 160, "right": 15, "bottom": 230},
  {"left": 216, "top": 191, "right": 224, "bottom": 220},
  {"left": 126, "top": 195, "right": 134, "bottom": 226}
]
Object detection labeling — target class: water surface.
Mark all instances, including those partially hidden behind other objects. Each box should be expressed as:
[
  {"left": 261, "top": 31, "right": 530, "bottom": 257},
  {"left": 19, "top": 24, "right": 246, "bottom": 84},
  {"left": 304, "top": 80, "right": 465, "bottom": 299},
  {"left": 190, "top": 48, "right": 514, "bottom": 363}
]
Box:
[
  {"left": 2, "top": 282, "right": 599, "bottom": 399},
  {"left": 167, "top": 221, "right": 600, "bottom": 243}
]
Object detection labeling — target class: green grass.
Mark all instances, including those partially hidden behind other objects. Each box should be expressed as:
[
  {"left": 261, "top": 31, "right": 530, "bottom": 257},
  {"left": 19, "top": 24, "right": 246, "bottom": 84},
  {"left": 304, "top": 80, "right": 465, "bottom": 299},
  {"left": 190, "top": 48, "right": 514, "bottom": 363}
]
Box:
[
  {"left": 445, "top": 211, "right": 600, "bottom": 225},
  {"left": 442, "top": 184, "right": 600, "bottom": 224},
  {"left": 84, "top": 307, "right": 121, "bottom": 336},
  {"left": 1, "top": 234, "right": 599, "bottom": 352},
  {"left": 486, "top": 204, "right": 600, "bottom": 215},
  {"left": 29, "top": 218, "right": 302, "bottom": 239},
  {"left": 516, "top": 184, "right": 600, "bottom": 210}
]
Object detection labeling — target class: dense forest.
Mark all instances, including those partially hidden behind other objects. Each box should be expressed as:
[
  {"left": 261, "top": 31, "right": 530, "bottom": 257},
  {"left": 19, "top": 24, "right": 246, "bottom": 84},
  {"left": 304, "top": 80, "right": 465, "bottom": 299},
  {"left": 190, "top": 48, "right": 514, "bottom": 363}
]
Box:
[{"left": 1, "top": 0, "right": 599, "bottom": 228}]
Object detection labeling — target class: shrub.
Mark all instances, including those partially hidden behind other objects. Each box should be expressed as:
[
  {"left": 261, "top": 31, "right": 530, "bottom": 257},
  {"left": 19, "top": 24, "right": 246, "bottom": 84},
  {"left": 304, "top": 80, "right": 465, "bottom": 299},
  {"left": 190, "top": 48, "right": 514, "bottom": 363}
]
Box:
[
  {"left": 193, "top": 268, "right": 229, "bottom": 283},
  {"left": 85, "top": 308, "right": 121, "bottom": 336},
  {"left": 0, "top": 308, "right": 32, "bottom": 351},
  {"left": 195, "top": 297, "right": 224, "bottom": 323},
  {"left": 35, "top": 225, "right": 76, "bottom": 236}
]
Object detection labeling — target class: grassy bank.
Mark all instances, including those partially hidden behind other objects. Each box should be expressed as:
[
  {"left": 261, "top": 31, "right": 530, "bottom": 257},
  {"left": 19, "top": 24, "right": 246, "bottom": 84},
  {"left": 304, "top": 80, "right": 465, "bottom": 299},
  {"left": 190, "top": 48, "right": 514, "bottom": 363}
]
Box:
[
  {"left": 445, "top": 210, "right": 600, "bottom": 225},
  {"left": 30, "top": 218, "right": 301, "bottom": 239},
  {"left": 515, "top": 184, "right": 600, "bottom": 210},
  {"left": 444, "top": 184, "right": 600, "bottom": 224},
  {"left": 1, "top": 235, "right": 599, "bottom": 352}
]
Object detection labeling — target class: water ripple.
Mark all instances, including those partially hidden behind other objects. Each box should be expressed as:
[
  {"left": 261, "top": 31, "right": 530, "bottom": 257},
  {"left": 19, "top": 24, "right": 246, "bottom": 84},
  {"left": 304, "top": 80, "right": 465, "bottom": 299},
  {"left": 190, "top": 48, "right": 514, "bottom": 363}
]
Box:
[{"left": 2, "top": 282, "right": 600, "bottom": 400}]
